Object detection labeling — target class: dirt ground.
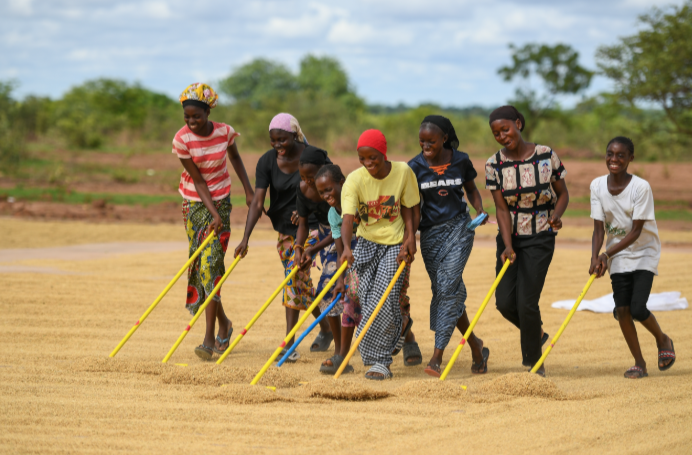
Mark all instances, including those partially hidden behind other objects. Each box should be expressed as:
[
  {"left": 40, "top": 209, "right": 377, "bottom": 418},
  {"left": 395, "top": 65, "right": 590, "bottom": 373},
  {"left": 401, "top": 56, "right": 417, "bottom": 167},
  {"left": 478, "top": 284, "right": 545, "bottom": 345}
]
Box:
[
  {"left": 1, "top": 218, "right": 691, "bottom": 454},
  {"left": 2, "top": 153, "right": 692, "bottom": 230}
]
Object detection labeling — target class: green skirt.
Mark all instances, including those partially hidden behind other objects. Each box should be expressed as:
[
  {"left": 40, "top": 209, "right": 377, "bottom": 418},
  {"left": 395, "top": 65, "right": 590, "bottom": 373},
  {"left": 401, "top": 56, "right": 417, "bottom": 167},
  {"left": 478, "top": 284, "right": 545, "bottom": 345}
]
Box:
[{"left": 182, "top": 197, "right": 232, "bottom": 315}]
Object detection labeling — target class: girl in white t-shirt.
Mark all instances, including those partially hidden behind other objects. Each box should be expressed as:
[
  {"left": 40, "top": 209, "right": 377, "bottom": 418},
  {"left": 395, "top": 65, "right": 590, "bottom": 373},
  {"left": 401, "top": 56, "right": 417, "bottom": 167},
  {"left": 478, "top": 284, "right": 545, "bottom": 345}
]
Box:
[{"left": 589, "top": 136, "right": 675, "bottom": 379}]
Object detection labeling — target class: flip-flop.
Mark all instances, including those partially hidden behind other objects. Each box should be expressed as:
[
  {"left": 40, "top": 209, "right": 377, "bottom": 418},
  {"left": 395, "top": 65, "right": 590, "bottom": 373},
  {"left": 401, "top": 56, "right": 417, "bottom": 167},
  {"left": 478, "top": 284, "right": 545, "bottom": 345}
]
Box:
[
  {"left": 624, "top": 365, "right": 648, "bottom": 379},
  {"left": 658, "top": 339, "right": 675, "bottom": 371},
  {"left": 310, "top": 331, "right": 334, "bottom": 352},
  {"left": 471, "top": 347, "right": 490, "bottom": 374},
  {"left": 403, "top": 341, "right": 422, "bottom": 366},
  {"left": 392, "top": 317, "right": 413, "bottom": 356},
  {"left": 319, "top": 354, "right": 354, "bottom": 374},
  {"left": 424, "top": 362, "right": 441, "bottom": 378},
  {"left": 213, "top": 326, "right": 234, "bottom": 355},
  {"left": 365, "top": 363, "right": 393, "bottom": 381},
  {"left": 194, "top": 344, "right": 213, "bottom": 361}
]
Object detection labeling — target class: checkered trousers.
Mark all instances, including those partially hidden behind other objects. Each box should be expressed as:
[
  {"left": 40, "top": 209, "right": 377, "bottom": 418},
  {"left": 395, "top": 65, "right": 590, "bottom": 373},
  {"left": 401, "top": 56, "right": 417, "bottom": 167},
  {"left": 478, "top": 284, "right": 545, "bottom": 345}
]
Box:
[{"left": 353, "top": 238, "right": 405, "bottom": 366}]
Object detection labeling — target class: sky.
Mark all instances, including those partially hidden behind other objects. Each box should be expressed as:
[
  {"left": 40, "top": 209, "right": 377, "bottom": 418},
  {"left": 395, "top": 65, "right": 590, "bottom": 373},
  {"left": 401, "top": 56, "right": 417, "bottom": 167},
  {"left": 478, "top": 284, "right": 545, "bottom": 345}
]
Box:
[{"left": 0, "top": 0, "right": 684, "bottom": 107}]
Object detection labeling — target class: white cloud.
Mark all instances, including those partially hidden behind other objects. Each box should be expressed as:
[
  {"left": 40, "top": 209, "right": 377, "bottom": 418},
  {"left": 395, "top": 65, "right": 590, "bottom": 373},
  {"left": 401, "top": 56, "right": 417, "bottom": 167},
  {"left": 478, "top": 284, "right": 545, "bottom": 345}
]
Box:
[{"left": 9, "top": 0, "right": 32, "bottom": 15}]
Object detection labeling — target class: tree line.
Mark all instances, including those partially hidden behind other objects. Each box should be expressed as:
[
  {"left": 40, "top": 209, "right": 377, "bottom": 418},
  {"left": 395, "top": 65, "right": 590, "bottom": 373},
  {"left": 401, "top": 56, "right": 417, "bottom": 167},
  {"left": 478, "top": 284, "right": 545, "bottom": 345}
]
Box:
[{"left": 1, "top": 1, "right": 690, "bottom": 169}]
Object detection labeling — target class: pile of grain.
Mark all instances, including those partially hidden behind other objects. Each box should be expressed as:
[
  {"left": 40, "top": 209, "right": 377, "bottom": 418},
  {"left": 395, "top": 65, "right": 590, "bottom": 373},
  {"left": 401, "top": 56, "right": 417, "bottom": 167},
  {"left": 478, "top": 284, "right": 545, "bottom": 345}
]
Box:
[
  {"left": 476, "top": 373, "right": 565, "bottom": 399},
  {"left": 160, "top": 365, "right": 301, "bottom": 388},
  {"left": 393, "top": 379, "right": 470, "bottom": 403},
  {"left": 296, "top": 378, "right": 390, "bottom": 401},
  {"left": 75, "top": 358, "right": 165, "bottom": 375},
  {"left": 202, "top": 384, "right": 292, "bottom": 405}
]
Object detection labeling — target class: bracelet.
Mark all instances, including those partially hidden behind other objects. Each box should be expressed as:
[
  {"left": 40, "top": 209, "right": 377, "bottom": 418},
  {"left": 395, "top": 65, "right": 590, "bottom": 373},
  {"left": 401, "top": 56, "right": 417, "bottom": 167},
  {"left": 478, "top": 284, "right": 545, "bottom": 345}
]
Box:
[
  {"left": 601, "top": 252, "right": 610, "bottom": 261},
  {"left": 293, "top": 244, "right": 304, "bottom": 252}
]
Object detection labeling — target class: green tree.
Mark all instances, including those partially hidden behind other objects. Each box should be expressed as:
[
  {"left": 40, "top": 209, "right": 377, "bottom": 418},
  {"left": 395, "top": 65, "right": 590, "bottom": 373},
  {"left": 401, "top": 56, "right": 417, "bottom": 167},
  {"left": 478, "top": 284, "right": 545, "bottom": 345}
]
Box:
[
  {"left": 498, "top": 43, "right": 593, "bottom": 139},
  {"left": 218, "top": 59, "right": 297, "bottom": 107},
  {"left": 596, "top": 1, "right": 692, "bottom": 139}
]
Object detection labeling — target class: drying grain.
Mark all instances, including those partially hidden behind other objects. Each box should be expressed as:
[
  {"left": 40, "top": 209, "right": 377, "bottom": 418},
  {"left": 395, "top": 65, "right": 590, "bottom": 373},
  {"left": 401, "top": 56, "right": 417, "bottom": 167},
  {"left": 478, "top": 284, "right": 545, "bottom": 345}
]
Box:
[
  {"left": 296, "top": 378, "right": 390, "bottom": 401},
  {"left": 476, "top": 373, "right": 566, "bottom": 399},
  {"left": 394, "top": 379, "right": 470, "bottom": 403},
  {"left": 75, "top": 357, "right": 165, "bottom": 375},
  {"left": 160, "top": 364, "right": 301, "bottom": 388},
  {"left": 202, "top": 384, "right": 292, "bottom": 405}
]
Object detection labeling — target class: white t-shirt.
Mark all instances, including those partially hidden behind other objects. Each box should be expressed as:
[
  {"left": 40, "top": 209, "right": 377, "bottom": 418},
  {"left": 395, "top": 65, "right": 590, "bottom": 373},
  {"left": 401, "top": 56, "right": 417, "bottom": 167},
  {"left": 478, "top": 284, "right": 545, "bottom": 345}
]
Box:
[{"left": 590, "top": 175, "right": 660, "bottom": 275}]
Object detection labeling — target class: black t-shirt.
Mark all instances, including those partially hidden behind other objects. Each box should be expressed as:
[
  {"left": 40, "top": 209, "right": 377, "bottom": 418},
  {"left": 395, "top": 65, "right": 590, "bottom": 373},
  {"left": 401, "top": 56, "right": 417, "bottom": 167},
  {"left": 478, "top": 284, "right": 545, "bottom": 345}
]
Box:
[
  {"left": 255, "top": 149, "right": 302, "bottom": 237},
  {"left": 296, "top": 188, "right": 331, "bottom": 226},
  {"left": 408, "top": 150, "right": 478, "bottom": 230}
]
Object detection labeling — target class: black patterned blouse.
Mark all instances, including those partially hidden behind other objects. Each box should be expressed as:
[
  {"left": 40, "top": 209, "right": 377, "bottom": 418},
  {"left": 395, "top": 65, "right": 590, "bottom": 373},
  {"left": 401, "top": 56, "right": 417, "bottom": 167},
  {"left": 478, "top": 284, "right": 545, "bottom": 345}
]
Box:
[{"left": 485, "top": 145, "right": 566, "bottom": 237}]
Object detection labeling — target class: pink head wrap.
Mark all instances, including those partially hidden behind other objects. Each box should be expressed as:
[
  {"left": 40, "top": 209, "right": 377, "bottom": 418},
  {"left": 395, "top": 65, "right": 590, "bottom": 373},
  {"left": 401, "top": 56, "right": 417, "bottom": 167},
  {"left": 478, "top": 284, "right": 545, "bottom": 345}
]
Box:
[{"left": 268, "top": 113, "right": 306, "bottom": 143}]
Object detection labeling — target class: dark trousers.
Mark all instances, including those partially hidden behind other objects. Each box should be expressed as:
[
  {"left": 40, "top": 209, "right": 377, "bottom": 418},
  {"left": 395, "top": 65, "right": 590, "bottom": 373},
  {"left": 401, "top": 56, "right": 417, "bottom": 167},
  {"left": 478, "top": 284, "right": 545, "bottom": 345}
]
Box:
[
  {"left": 495, "top": 233, "right": 555, "bottom": 366},
  {"left": 611, "top": 270, "right": 654, "bottom": 322}
]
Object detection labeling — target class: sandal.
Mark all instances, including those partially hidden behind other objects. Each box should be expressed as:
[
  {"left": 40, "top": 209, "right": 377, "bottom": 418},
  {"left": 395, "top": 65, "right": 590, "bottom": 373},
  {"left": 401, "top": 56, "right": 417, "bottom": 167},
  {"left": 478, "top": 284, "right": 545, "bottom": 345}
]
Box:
[
  {"left": 276, "top": 347, "right": 301, "bottom": 363},
  {"left": 392, "top": 317, "right": 413, "bottom": 356},
  {"left": 194, "top": 344, "right": 213, "bottom": 361},
  {"left": 471, "top": 347, "right": 490, "bottom": 374},
  {"left": 658, "top": 339, "right": 676, "bottom": 371},
  {"left": 624, "top": 365, "right": 648, "bottom": 379},
  {"left": 424, "top": 362, "right": 441, "bottom": 378},
  {"left": 213, "top": 326, "right": 234, "bottom": 355},
  {"left": 403, "top": 341, "right": 422, "bottom": 366},
  {"left": 310, "top": 331, "right": 334, "bottom": 352},
  {"left": 319, "top": 354, "right": 354, "bottom": 374},
  {"left": 365, "top": 363, "right": 393, "bottom": 381}
]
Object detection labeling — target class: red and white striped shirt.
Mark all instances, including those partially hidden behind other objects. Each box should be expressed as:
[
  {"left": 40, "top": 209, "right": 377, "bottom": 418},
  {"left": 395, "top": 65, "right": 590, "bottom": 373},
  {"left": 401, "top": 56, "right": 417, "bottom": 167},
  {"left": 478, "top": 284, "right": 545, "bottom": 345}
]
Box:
[{"left": 172, "top": 122, "right": 239, "bottom": 201}]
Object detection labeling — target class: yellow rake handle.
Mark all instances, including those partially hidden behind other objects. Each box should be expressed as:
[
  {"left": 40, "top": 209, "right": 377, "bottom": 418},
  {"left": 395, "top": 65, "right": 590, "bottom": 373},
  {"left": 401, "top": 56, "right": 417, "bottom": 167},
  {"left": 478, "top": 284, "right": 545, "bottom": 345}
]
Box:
[
  {"left": 109, "top": 232, "right": 217, "bottom": 358},
  {"left": 440, "top": 259, "right": 511, "bottom": 381},
  {"left": 531, "top": 274, "right": 596, "bottom": 374},
  {"left": 250, "top": 261, "right": 349, "bottom": 385},
  {"left": 161, "top": 254, "right": 243, "bottom": 363},
  {"left": 334, "top": 260, "right": 407, "bottom": 380},
  {"left": 216, "top": 266, "right": 300, "bottom": 364}
]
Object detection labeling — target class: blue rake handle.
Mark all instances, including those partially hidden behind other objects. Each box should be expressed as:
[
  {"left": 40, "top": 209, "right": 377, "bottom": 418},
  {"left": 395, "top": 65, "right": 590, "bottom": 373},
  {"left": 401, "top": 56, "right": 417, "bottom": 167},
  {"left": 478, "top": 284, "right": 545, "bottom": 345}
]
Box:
[{"left": 276, "top": 289, "right": 345, "bottom": 367}]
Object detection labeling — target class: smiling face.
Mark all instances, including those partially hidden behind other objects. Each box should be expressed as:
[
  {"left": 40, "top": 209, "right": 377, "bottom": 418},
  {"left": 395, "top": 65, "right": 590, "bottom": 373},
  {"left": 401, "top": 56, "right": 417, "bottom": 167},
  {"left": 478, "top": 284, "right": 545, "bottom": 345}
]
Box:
[
  {"left": 299, "top": 162, "right": 321, "bottom": 189},
  {"left": 419, "top": 124, "right": 447, "bottom": 161},
  {"left": 490, "top": 118, "right": 523, "bottom": 152},
  {"left": 183, "top": 105, "right": 210, "bottom": 135},
  {"left": 357, "top": 146, "right": 386, "bottom": 177},
  {"left": 606, "top": 141, "right": 633, "bottom": 175},
  {"left": 269, "top": 129, "right": 297, "bottom": 156},
  {"left": 315, "top": 174, "right": 343, "bottom": 208}
]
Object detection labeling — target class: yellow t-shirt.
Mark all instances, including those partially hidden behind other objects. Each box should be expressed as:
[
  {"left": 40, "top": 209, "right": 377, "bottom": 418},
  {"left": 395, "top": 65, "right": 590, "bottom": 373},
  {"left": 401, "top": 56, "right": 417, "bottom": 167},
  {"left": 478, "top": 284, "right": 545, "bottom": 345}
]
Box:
[{"left": 341, "top": 162, "right": 421, "bottom": 245}]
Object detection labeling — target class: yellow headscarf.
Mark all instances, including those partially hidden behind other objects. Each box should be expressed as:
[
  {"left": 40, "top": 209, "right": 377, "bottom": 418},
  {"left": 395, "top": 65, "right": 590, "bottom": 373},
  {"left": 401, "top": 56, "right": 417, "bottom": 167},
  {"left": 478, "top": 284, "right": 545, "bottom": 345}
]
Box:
[{"left": 179, "top": 83, "right": 218, "bottom": 109}]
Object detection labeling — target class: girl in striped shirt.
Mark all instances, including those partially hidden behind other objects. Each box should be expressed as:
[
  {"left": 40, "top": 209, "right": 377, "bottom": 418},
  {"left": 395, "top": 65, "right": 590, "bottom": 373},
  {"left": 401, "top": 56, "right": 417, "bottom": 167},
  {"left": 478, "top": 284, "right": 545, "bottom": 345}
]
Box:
[{"left": 173, "top": 83, "right": 255, "bottom": 360}]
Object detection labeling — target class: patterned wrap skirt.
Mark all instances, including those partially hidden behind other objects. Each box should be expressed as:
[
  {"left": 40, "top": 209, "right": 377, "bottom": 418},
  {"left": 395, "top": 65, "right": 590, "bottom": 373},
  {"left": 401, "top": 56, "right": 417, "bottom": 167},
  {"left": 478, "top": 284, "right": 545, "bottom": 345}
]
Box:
[
  {"left": 420, "top": 212, "right": 475, "bottom": 350},
  {"left": 352, "top": 238, "right": 406, "bottom": 366},
  {"left": 182, "top": 197, "right": 232, "bottom": 316},
  {"left": 314, "top": 223, "right": 342, "bottom": 317},
  {"left": 277, "top": 230, "right": 318, "bottom": 311}
]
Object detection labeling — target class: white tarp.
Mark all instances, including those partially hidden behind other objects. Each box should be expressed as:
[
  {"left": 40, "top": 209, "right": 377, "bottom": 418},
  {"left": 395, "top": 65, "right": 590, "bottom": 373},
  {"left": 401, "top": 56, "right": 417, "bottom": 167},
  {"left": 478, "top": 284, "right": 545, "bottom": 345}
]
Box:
[{"left": 551, "top": 292, "right": 689, "bottom": 313}]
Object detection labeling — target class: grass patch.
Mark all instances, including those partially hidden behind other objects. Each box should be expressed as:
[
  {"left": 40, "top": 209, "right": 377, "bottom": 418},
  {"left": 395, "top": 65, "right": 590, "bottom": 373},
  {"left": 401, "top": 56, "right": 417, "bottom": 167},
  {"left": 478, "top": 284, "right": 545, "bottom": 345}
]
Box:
[{"left": 0, "top": 186, "right": 262, "bottom": 208}]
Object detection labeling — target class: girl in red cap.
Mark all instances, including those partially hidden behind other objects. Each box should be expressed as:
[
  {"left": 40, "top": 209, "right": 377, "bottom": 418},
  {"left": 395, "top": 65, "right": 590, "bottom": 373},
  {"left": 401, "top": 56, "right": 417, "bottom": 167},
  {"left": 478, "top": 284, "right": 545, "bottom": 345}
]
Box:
[{"left": 340, "top": 129, "right": 421, "bottom": 380}]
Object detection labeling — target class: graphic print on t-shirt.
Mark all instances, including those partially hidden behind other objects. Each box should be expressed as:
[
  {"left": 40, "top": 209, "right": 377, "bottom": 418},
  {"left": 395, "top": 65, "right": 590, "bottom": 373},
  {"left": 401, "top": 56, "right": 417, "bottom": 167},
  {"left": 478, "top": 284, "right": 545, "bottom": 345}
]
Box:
[
  {"left": 538, "top": 159, "right": 552, "bottom": 184},
  {"left": 358, "top": 195, "right": 400, "bottom": 225},
  {"left": 519, "top": 164, "right": 536, "bottom": 188},
  {"left": 502, "top": 167, "right": 517, "bottom": 190},
  {"left": 429, "top": 163, "right": 451, "bottom": 176}
]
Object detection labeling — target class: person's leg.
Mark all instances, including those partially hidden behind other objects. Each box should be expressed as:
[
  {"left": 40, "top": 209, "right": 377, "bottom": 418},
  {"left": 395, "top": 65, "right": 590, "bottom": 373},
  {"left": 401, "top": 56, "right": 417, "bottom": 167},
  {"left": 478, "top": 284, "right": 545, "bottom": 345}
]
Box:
[
  {"left": 285, "top": 307, "right": 300, "bottom": 346},
  {"left": 495, "top": 234, "right": 520, "bottom": 327},
  {"left": 202, "top": 298, "right": 218, "bottom": 349},
  {"left": 358, "top": 243, "right": 402, "bottom": 377},
  {"left": 515, "top": 235, "right": 554, "bottom": 373},
  {"left": 214, "top": 299, "right": 232, "bottom": 351},
  {"left": 628, "top": 271, "right": 673, "bottom": 370},
  {"left": 327, "top": 316, "right": 342, "bottom": 355},
  {"left": 611, "top": 272, "right": 647, "bottom": 377}
]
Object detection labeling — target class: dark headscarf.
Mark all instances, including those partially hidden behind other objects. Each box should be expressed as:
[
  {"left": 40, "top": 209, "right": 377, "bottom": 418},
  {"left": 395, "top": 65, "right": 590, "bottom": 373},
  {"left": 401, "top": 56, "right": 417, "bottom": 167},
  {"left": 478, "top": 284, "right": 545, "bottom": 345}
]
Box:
[
  {"left": 488, "top": 105, "right": 525, "bottom": 131},
  {"left": 182, "top": 99, "right": 211, "bottom": 110},
  {"left": 300, "top": 145, "right": 329, "bottom": 165},
  {"left": 421, "top": 115, "right": 459, "bottom": 150}
]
